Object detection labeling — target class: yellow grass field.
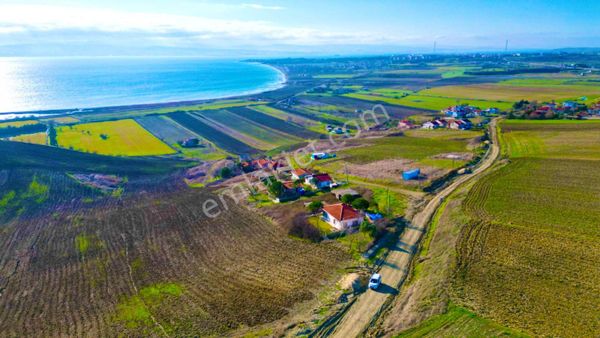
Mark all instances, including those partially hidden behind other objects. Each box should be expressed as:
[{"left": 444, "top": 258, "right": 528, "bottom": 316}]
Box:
[
  {"left": 43, "top": 116, "right": 80, "bottom": 124},
  {"left": 10, "top": 132, "right": 47, "bottom": 145},
  {"left": 56, "top": 119, "right": 176, "bottom": 156},
  {"left": 0, "top": 120, "right": 40, "bottom": 129}
]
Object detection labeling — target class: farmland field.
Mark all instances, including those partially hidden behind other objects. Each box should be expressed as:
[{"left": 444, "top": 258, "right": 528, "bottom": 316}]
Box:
[
  {"left": 0, "top": 182, "right": 349, "bottom": 336},
  {"left": 421, "top": 78, "right": 600, "bottom": 103},
  {"left": 227, "top": 107, "right": 321, "bottom": 139},
  {"left": 55, "top": 119, "right": 176, "bottom": 156},
  {"left": 136, "top": 115, "right": 200, "bottom": 145},
  {"left": 499, "top": 119, "right": 600, "bottom": 159},
  {"left": 250, "top": 105, "right": 318, "bottom": 125},
  {"left": 456, "top": 120, "right": 600, "bottom": 337},
  {"left": 344, "top": 92, "right": 513, "bottom": 111},
  {"left": 168, "top": 112, "right": 259, "bottom": 154},
  {"left": 10, "top": 132, "right": 47, "bottom": 145},
  {"left": 199, "top": 109, "right": 298, "bottom": 148},
  {"left": 0, "top": 119, "right": 40, "bottom": 129}
]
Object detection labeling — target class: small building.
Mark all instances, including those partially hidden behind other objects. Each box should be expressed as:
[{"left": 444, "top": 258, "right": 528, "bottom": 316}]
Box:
[
  {"left": 306, "top": 173, "right": 333, "bottom": 190},
  {"left": 322, "top": 203, "right": 363, "bottom": 230},
  {"left": 398, "top": 120, "right": 414, "bottom": 129},
  {"left": 180, "top": 138, "right": 200, "bottom": 148},
  {"left": 291, "top": 168, "right": 313, "bottom": 180},
  {"left": 311, "top": 152, "right": 336, "bottom": 160},
  {"left": 333, "top": 188, "right": 360, "bottom": 200},
  {"left": 402, "top": 168, "right": 420, "bottom": 181}
]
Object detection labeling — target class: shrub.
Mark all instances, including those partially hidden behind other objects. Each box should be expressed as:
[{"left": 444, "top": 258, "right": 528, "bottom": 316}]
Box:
[
  {"left": 220, "top": 167, "right": 232, "bottom": 179},
  {"left": 341, "top": 194, "right": 357, "bottom": 204},
  {"left": 307, "top": 201, "right": 323, "bottom": 214},
  {"left": 289, "top": 214, "right": 321, "bottom": 242},
  {"left": 352, "top": 197, "right": 370, "bottom": 210}
]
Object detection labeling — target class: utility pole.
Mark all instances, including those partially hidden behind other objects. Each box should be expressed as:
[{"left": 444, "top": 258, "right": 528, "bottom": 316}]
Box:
[
  {"left": 345, "top": 163, "right": 349, "bottom": 184},
  {"left": 386, "top": 188, "right": 391, "bottom": 216}
]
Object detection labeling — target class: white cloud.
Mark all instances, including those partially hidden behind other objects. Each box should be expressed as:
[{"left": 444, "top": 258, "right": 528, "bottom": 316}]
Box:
[
  {"left": 0, "top": 4, "right": 404, "bottom": 47},
  {"left": 241, "top": 3, "right": 285, "bottom": 11}
]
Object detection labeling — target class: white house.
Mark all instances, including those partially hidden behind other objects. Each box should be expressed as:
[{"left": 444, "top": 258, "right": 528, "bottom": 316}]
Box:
[{"left": 322, "top": 203, "right": 363, "bottom": 230}]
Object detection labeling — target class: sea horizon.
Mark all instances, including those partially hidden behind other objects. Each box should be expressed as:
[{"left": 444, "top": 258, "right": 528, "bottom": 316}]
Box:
[{"left": 0, "top": 56, "right": 286, "bottom": 118}]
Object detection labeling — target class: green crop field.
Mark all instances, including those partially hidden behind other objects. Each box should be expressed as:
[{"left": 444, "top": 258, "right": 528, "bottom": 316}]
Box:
[
  {"left": 344, "top": 92, "right": 513, "bottom": 111},
  {"left": 458, "top": 120, "right": 600, "bottom": 337},
  {"left": 499, "top": 119, "right": 600, "bottom": 159},
  {"left": 422, "top": 78, "right": 600, "bottom": 103},
  {"left": 56, "top": 119, "right": 176, "bottom": 156},
  {"left": 395, "top": 304, "right": 526, "bottom": 338},
  {"left": 339, "top": 130, "right": 480, "bottom": 164}
]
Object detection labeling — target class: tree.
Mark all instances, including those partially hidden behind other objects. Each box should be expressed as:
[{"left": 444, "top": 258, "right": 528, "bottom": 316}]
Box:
[
  {"left": 351, "top": 197, "right": 369, "bottom": 210},
  {"left": 307, "top": 201, "right": 323, "bottom": 214},
  {"left": 359, "top": 220, "right": 377, "bottom": 237},
  {"left": 219, "top": 167, "right": 232, "bottom": 179},
  {"left": 268, "top": 181, "right": 284, "bottom": 198},
  {"left": 341, "top": 194, "right": 356, "bottom": 204}
]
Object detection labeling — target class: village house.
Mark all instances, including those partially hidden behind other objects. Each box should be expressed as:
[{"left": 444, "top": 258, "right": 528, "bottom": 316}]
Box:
[
  {"left": 322, "top": 203, "right": 363, "bottom": 230},
  {"left": 397, "top": 120, "right": 415, "bottom": 129},
  {"left": 306, "top": 173, "right": 334, "bottom": 190},
  {"left": 291, "top": 168, "right": 313, "bottom": 180},
  {"left": 422, "top": 119, "right": 447, "bottom": 129},
  {"left": 242, "top": 158, "right": 281, "bottom": 172},
  {"left": 448, "top": 119, "right": 473, "bottom": 130}
]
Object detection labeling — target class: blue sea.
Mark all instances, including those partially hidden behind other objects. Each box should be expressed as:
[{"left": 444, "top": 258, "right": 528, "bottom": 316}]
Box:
[{"left": 0, "top": 57, "right": 285, "bottom": 115}]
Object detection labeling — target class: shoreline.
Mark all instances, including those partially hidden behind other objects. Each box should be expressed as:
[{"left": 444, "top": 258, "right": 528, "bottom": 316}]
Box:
[{"left": 0, "top": 61, "right": 288, "bottom": 120}]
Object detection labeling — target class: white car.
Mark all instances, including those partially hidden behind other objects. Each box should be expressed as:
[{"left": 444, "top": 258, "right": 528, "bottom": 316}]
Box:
[{"left": 368, "top": 273, "right": 381, "bottom": 290}]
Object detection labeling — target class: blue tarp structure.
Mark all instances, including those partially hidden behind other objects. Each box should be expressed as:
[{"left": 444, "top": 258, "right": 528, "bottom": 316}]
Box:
[
  {"left": 402, "top": 168, "right": 420, "bottom": 180},
  {"left": 366, "top": 213, "right": 383, "bottom": 222}
]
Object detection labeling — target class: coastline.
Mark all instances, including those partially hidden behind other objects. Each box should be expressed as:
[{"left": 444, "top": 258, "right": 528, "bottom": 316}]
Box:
[{"left": 0, "top": 61, "right": 288, "bottom": 120}]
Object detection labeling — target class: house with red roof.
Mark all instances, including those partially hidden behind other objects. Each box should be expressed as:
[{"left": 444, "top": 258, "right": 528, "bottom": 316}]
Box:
[
  {"left": 322, "top": 203, "right": 363, "bottom": 230},
  {"left": 305, "top": 173, "right": 333, "bottom": 190},
  {"left": 291, "top": 168, "right": 313, "bottom": 180}
]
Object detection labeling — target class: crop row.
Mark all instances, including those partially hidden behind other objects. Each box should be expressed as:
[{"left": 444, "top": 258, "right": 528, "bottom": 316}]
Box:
[
  {"left": 227, "top": 107, "right": 321, "bottom": 139},
  {"left": 168, "top": 112, "right": 259, "bottom": 155}
]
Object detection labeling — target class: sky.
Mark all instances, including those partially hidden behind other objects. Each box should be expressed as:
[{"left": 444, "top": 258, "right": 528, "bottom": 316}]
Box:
[{"left": 0, "top": 0, "right": 599, "bottom": 57}]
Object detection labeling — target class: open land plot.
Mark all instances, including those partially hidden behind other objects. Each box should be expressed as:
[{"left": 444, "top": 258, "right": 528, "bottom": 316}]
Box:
[
  {"left": 168, "top": 112, "right": 259, "bottom": 155},
  {"left": 10, "top": 132, "right": 47, "bottom": 145},
  {"left": 55, "top": 119, "right": 176, "bottom": 156},
  {"left": 228, "top": 107, "right": 321, "bottom": 139},
  {"left": 136, "top": 115, "right": 227, "bottom": 160},
  {"left": 0, "top": 119, "right": 40, "bottom": 129},
  {"left": 421, "top": 80, "right": 600, "bottom": 102},
  {"left": 312, "top": 130, "right": 481, "bottom": 188},
  {"left": 395, "top": 304, "right": 526, "bottom": 338},
  {"left": 345, "top": 92, "right": 513, "bottom": 111},
  {"left": 198, "top": 110, "right": 296, "bottom": 149},
  {"left": 460, "top": 158, "right": 600, "bottom": 337},
  {"left": 136, "top": 115, "right": 200, "bottom": 145},
  {"left": 456, "top": 120, "right": 600, "bottom": 337},
  {"left": 299, "top": 95, "right": 433, "bottom": 118},
  {"left": 71, "top": 99, "right": 264, "bottom": 123},
  {"left": 41, "top": 116, "right": 80, "bottom": 124},
  {"left": 499, "top": 120, "right": 600, "bottom": 159},
  {"left": 0, "top": 183, "right": 349, "bottom": 337},
  {"left": 250, "top": 105, "right": 320, "bottom": 126}
]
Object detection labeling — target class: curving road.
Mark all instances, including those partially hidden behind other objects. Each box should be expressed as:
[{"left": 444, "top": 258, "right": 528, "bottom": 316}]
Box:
[{"left": 325, "top": 120, "right": 500, "bottom": 338}]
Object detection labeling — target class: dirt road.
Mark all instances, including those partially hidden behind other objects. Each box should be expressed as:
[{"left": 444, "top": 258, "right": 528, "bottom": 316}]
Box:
[{"left": 324, "top": 120, "right": 500, "bottom": 338}]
